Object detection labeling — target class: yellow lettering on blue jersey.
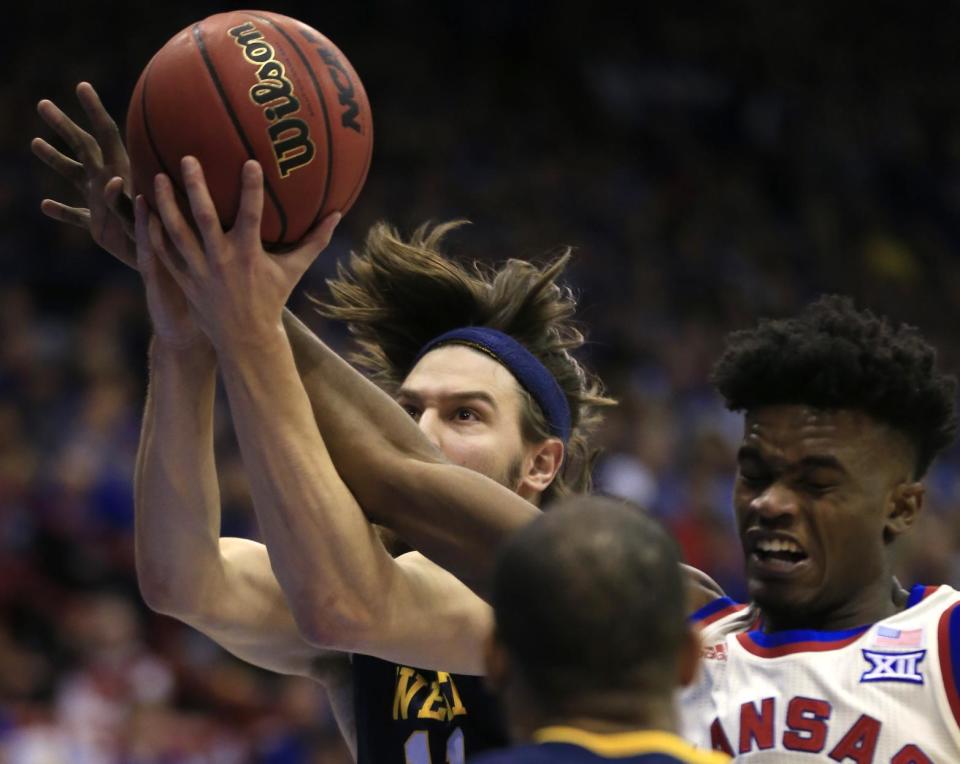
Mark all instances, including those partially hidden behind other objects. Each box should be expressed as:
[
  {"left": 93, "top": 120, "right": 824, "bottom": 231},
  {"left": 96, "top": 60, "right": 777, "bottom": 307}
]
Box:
[
  {"left": 391, "top": 667, "right": 472, "bottom": 722},
  {"left": 418, "top": 678, "right": 448, "bottom": 721},
  {"left": 393, "top": 666, "right": 428, "bottom": 720},
  {"left": 438, "top": 672, "right": 468, "bottom": 719}
]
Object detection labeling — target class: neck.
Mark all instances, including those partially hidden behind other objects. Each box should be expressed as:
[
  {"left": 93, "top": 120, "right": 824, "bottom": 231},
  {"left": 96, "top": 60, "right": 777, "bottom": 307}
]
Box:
[
  {"left": 508, "top": 687, "right": 678, "bottom": 743},
  {"left": 760, "top": 575, "right": 909, "bottom": 632}
]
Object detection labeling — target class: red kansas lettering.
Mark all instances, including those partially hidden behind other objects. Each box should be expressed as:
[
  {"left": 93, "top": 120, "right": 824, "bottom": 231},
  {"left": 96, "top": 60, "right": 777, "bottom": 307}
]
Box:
[
  {"left": 717, "top": 696, "right": 933, "bottom": 762},
  {"left": 784, "top": 696, "right": 831, "bottom": 753},
  {"left": 890, "top": 744, "right": 933, "bottom": 764},
  {"left": 739, "top": 698, "right": 775, "bottom": 753},
  {"left": 709, "top": 718, "right": 733, "bottom": 755},
  {"left": 827, "top": 713, "right": 880, "bottom": 763}
]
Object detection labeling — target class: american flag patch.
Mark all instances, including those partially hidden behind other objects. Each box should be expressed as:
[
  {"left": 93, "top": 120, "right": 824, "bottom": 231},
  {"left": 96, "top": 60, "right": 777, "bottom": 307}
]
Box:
[{"left": 874, "top": 626, "right": 923, "bottom": 648}]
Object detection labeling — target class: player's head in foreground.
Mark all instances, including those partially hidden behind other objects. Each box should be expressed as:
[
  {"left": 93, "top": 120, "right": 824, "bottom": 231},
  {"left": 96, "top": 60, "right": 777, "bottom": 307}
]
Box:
[
  {"left": 712, "top": 295, "right": 958, "bottom": 630},
  {"left": 484, "top": 495, "right": 697, "bottom": 740},
  {"left": 319, "top": 221, "right": 614, "bottom": 504}
]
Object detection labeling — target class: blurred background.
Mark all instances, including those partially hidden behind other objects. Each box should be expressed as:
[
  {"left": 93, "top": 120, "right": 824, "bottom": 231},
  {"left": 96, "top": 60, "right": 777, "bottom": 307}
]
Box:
[{"left": 4, "top": 0, "right": 960, "bottom": 760}]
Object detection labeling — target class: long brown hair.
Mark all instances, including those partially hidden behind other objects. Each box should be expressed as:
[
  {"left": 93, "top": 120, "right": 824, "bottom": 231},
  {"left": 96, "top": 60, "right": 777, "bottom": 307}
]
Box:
[{"left": 314, "top": 220, "right": 615, "bottom": 503}]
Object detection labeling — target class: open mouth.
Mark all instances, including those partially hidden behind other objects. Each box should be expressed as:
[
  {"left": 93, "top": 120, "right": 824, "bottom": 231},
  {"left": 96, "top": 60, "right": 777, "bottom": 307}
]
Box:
[{"left": 748, "top": 535, "right": 810, "bottom": 576}]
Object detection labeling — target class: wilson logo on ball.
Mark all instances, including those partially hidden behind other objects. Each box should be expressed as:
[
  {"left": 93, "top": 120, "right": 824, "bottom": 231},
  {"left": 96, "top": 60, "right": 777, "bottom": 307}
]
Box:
[{"left": 229, "top": 21, "right": 316, "bottom": 178}]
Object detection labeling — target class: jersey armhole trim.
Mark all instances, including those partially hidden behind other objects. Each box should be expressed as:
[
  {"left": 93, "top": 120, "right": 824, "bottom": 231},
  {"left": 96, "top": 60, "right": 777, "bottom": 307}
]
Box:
[
  {"left": 689, "top": 597, "right": 745, "bottom": 627},
  {"left": 937, "top": 601, "right": 960, "bottom": 730},
  {"left": 907, "top": 584, "right": 941, "bottom": 609}
]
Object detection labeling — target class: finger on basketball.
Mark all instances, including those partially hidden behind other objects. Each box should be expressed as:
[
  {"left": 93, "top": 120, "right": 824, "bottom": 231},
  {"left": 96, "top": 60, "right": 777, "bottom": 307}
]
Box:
[
  {"left": 179, "top": 156, "right": 222, "bottom": 255},
  {"left": 31, "top": 137, "right": 85, "bottom": 187},
  {"left": 40, "top": 199, "right": 90, "bottom": 229},
  {"left": 143, "top": 196, "right": 188, "bottom": 287},
  {"left": 153, "top": 172, "right": 204, "bottom": 274},
  {"left": 292, "top": 211, "right": 342, "bottom": 265},
  {"left": 234, "top": 160, "right": 265, "bottom": 249}
]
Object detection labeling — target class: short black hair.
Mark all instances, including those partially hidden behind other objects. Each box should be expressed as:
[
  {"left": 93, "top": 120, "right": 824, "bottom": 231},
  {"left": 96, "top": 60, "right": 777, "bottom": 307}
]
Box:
[
  {"left": 491, "top": 496, "right": 686, "bottom": 710},
  {"left": 711, "top": 295, "right": 958, "bottom": 477}
]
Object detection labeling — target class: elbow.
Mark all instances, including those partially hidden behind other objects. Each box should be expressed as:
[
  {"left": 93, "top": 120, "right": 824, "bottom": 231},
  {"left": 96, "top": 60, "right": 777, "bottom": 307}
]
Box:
[
  {"left": 135, "top": 561, "right": 206, "bottom": 621},
  {"left": 137, "top": 570, "right": 185, "bottom": 618}
]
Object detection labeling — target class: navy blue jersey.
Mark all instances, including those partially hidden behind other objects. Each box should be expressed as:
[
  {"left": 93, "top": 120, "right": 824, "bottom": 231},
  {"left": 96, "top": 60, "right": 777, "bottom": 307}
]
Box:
[
  {"left": 470, "top": 728, "right": 729, "bottom": 764},
  {"left": 352, "top": 653, "right": 508, "bottom": 763}
]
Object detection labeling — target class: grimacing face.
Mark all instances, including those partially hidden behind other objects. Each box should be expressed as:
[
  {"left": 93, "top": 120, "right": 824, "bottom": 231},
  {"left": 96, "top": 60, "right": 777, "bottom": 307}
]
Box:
[
  {"left": 734, "top": 405, "right": 921, "bottom": 629},
  {"left": 397, "top": 345, "right": 531, "bottom": 494}
]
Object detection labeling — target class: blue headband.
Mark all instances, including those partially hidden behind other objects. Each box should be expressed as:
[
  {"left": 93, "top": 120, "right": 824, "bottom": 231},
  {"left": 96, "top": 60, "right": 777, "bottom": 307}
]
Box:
[{"left": 414, "top": 327, "right": 572, "bottom": 443}]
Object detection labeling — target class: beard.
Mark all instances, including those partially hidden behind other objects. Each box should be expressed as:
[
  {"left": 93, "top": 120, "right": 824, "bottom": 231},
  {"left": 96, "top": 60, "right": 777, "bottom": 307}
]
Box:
[{"left": 498, "top": 454, "right": 527, "bottom": 494}]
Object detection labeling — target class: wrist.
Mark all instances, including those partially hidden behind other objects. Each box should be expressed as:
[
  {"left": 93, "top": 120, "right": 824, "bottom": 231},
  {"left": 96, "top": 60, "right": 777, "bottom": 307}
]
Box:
[
  {"left": 211, "top": 319, "right": 287, "bottom": 358},
  {"left": 150, "top": 334, "right": 216, "bottom": 369}
]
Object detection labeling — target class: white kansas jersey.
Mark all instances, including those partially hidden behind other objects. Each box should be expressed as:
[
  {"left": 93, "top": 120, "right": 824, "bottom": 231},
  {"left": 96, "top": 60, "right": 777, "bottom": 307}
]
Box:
[{"left": 680, "top": 584, "right": 960, "bottom": 762}]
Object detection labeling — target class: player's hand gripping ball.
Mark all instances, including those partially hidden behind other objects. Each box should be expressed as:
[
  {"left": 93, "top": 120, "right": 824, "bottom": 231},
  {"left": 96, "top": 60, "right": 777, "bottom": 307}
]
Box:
[{"left": 127, "top": 10, "right": 372, "bottom": 247}]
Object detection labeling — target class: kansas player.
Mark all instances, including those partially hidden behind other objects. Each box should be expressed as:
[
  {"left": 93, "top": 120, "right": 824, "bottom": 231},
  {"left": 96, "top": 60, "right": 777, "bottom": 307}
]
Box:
[
  {"left": 472, "top": 496, "right": 728, "bottom": 764},
  {"left": 680, "top": 295, "right": 960, "bottom": 760},
  {"left": 32, "top": 83, "right": 613, "bottom": 763}
]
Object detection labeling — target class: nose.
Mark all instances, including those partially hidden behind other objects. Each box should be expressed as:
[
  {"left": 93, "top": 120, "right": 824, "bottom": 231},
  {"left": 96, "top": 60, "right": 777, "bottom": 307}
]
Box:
[
  {"left": 417, "top": 408, "right": 443, "bottom": 449},
  {"left": 750, "top": 482, "right": 799, "bottom": 522}
]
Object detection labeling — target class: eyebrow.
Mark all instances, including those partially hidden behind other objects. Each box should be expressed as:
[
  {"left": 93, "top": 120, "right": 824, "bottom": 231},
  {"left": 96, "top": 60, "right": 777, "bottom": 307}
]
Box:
[
  {"left": 797, "top": 455, "right": 848, "bottom": 473},
  {"left": 396, "top": 388, "right": 499, "bottom": 410},
  {"left": 736, "top": 446, "right": 848, "bottom": 474}
]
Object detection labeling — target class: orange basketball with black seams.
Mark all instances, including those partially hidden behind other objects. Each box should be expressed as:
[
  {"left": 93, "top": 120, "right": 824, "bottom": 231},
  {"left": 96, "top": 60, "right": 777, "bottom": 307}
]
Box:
[{"left": 126, "top": 10, "right": 373, "bottom": 247}]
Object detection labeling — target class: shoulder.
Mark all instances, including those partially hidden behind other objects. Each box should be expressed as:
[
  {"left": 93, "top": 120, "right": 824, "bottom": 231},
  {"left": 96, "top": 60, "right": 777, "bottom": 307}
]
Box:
[
  {"left": 396, "top": 550, "right": 488, "bottom": 595},
  {"left": 395, "top": 550, "right": 494, "bottom": 628}
]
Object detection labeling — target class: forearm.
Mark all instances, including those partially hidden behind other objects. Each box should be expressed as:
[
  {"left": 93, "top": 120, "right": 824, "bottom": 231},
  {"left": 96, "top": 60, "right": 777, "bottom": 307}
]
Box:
[
  {"left": 282, "top": 309, "right": 535, "bottom": 590},
  {"left": 216, "top": 324, "right": 394, "bottom": 642},
  {"left": 283, "top": 308, "right": 440, "bottom": 471},
  {"left": 134, "top": 340, "right": 223, "bottom": 615}
]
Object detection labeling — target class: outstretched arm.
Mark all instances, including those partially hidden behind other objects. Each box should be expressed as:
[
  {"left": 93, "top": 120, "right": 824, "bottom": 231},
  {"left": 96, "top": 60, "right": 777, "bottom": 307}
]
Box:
[
  {"left": 136, "top": 336, "right": 358, "bottom": 756},
  {"left": 131, "top": 198, "right": 346, "bottom": 683},
  {"left": 137, "top": 339, "right": 333, "bottom": 677},
  {"left": 147, "top": 158, "right": 492, "bottom": 672}
]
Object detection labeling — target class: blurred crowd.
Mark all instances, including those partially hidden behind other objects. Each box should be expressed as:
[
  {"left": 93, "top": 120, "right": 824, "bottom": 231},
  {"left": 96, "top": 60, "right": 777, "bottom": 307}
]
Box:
[{"left": 4, "top": 1, "right": 960, "bottom": 761}]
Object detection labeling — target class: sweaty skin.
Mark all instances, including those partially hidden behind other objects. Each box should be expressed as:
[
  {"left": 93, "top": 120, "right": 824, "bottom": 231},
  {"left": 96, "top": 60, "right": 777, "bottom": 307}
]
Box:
[{"left": 734, "top": 405, "right": 923, "bottom": 632}]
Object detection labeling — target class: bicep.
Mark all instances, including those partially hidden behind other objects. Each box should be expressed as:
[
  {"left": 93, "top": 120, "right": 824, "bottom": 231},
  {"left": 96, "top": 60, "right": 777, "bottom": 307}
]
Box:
[{"left": 185, "top": 537, "right": 340, "bottom": 679}]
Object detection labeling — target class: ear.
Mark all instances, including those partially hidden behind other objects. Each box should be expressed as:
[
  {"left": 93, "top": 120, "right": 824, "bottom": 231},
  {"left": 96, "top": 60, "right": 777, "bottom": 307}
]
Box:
[
  {"left": 884, "top": 481, "right": 924, "bottom": 544},
  {"left": 483, "top": 628, "right": 510, "bottom": 695},
  {"left": 517, "top": 438, "right": 564, "bottom": 500},
  {"left": 677, "top": 625, "right": 701, "bottom": 688}
]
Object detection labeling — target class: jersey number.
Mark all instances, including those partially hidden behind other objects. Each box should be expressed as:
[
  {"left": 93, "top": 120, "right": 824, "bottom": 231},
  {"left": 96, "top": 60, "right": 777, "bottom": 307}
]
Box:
[{"left": 404, "top": 728, "right": 464, "bottom": 764}]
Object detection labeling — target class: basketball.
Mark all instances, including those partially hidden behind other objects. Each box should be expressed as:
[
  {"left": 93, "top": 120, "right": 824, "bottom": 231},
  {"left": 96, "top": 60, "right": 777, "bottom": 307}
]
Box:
[{"left": 126, "top": 10, "right": 373, "bottom": 247}]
